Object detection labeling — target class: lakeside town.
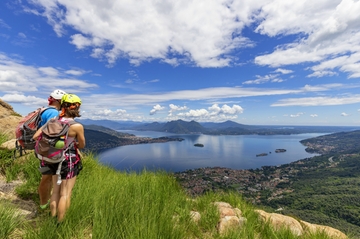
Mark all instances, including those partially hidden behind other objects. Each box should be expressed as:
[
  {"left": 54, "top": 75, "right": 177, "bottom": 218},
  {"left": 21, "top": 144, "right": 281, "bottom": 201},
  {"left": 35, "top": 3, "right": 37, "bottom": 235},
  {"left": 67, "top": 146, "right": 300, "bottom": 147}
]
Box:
[{"left": 173, "top": 152, "right": 352, "bottom": 204}]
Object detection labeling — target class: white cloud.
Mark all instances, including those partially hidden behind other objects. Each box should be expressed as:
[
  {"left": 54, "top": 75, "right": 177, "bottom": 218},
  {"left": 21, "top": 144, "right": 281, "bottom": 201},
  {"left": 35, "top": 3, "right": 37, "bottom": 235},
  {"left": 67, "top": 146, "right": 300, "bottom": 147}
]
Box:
[
  {"left": 81, "top": 108, "right": 143, "bottom": 121},
  {"left": 0, "top": 19, "right": 10, "bottom": 29},
  {"left": 168, "top": 104, "right": 188, "bottom": 116},
  {"left": 18, "top": 32, "right": 26, "bottom": 38},
  {"left": 254, "top": 0, "right": 360, "bottom": 79},
  {"left": 310, "top": 114, "right": 318, "bottom": 117},
  {"left": 28, "top": 0, "right": 258, "bottom": 68},
  {"left": 22, "top": 0, "right": 360, "bottom": 79},
  {"left": 0, "top": 53, "right": 97, "bottom": 93},
  {"left": 1, "top": 93, "right": 46, "bottom": 106},
  {"left": 341, "top": 112, "right": 349, "bottom": 116},
  {"left": 290, "top": 112, "right": 304, "bottom": 118},
  {"left": 38, "top": 67, "right": 59, "bottom": 76},
  {"left": 174, "top": 104, "right": 244, "bottom": 122},
  {"left": 65, "top": 69, "right": 87, "bottom": 76},
  {"left": 272, "top": 95, "right": 360, "bottom": 107},
  {"left": 150, "top": 104, "right": 165, "bottom": 115},
  {"left": 274, "top": 68, "right": 293, "bottom": 74},
  {"left": 243, "top": 74, "right": 282, "bottom": 84}
]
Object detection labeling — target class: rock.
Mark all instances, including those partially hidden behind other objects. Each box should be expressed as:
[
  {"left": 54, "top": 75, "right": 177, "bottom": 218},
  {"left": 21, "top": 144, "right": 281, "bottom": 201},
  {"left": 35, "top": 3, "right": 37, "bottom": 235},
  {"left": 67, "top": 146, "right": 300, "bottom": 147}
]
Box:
[
  {"left": 255, "top": 209, "right": 348, "bottom": 238},
  {"left": 217, "top": 216, "right": 241, "bottom": 234},
  {"left": 0, "top": 99, "right": 22, "bottom": 139},
  {"left": 255, "top": 209, "right": 303, "bottom": 236},
  {"left": 214, "top": 201, "right": 246, "bottom": 234},
  {"left": 190, "top": 211, "right": 201, "bottom": 223},
  {"left": 1, "top": 139, "right": 17, "bottom": 150},
  {"left": 300, "top": 220, "right": 347, "bottom": 239}
]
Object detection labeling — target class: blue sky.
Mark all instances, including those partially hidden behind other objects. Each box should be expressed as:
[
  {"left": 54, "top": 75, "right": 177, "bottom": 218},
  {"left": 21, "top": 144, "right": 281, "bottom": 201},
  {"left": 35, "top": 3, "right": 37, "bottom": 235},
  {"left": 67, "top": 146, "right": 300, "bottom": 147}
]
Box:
[{"left": 1, "top": 0, "right": 360, "bottom": 126}]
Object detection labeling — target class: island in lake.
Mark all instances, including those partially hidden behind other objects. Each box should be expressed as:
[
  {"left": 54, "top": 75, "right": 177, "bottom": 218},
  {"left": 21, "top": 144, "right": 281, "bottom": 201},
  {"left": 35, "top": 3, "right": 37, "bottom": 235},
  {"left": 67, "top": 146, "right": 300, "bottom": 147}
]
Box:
[
  {"left": 275, "top": 149, "right": 286, "bottom": 153},
  {"left": 256, "top": 153, "right": 268, "bottom": 157},
  {"left": 194, "top": 143, "right": 204, "bottom": 147}
]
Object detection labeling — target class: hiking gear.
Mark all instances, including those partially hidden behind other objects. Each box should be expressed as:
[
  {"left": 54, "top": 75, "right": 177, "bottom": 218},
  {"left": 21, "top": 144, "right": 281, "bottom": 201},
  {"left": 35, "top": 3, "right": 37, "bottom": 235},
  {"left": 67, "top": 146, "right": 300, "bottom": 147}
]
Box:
[
  {"left": 61, "top": 94, "right": 81, "bottom": 105},
  {"left": 34, "top": 117, "right": 78, "bottom": 185},
  {"left": 38, "top": 107, "right": 59, "bottom": 128},
  {"left": 50, "top": 89, "right": 67, "bottom": 100},
  {"left": 15, "top": 107, "right": 48, "bottom": 151}
]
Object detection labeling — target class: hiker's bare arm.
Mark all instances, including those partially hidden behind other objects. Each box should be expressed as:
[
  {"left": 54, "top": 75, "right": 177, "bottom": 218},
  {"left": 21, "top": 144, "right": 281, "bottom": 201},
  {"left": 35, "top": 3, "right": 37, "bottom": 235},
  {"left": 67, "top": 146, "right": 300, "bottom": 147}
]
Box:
[
  {"left": 69, "top": 124, "right": 85, "bottom": 149},
  {"left": 33, "top": 127, "right": 43, "bottom": 140}
]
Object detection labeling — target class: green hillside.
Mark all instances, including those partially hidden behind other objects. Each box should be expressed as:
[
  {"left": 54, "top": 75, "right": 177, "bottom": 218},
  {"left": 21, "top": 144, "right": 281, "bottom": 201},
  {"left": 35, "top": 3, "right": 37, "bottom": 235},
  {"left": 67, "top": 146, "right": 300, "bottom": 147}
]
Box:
[{"left": 0, "top": 133, "right": 349, "bottom": 239}]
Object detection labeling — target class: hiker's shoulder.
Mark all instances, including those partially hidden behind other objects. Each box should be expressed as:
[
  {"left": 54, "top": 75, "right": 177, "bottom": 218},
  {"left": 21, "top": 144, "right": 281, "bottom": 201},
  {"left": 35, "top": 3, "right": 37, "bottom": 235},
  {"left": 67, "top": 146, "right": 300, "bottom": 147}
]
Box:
[{"left": 42, "top": 107, "right": 58, "bottom": 116}]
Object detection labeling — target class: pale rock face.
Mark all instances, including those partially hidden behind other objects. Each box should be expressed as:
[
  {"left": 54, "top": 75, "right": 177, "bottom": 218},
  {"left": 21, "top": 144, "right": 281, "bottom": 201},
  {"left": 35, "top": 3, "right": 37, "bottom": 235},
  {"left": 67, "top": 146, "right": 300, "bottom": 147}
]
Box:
[
  {"left": 300, "top": 220, "right": 347, "bottom": 239},
  {"left": 255, "top": 209, "right": 303, "bottom": 236},
  {"left": 255, "top": 209, "right": 348, "bottom": 239},
  {"left": 0, "top": 99, "right": 22, "bottom": 140},
  {"left": 190, "top": 210, "right": 201, "bottom": 222},
  {"left": 217, "top": 216, "right": 242, "bottom": 234}
]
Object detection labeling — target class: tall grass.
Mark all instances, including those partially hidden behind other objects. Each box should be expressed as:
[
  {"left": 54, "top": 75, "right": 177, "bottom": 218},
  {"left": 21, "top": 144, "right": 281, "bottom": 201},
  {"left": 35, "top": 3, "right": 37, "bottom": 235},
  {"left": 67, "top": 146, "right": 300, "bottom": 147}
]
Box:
[{"left": 0, "top": 133, "right": 347, "bottom": 239}]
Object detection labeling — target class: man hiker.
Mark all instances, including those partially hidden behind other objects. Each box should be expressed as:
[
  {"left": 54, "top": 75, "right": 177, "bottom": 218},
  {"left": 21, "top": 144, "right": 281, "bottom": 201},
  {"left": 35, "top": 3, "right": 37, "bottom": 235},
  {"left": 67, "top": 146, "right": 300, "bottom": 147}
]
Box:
[{"left": 38, "top": 89, "right": 67, "bottom": 209}]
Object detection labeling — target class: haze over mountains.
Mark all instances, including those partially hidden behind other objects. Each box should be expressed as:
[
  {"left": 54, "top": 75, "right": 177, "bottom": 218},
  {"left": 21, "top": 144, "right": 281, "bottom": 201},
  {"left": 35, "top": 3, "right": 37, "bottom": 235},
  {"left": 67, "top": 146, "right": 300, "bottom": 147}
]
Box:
[{"left": 79, "top": 119, "right": 360, "bottom": 135}]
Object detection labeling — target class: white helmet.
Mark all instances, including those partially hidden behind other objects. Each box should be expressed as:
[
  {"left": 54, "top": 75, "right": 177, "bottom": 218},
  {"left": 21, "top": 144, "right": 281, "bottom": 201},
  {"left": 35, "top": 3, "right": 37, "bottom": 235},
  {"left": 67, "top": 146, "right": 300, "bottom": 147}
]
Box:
[{"left": 50, "top": 89, "right": 67, "bottom": 100}]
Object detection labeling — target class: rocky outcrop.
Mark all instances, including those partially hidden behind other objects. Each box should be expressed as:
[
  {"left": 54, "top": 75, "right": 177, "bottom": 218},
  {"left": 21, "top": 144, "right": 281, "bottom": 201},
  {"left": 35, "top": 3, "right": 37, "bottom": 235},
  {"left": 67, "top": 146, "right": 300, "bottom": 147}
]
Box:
[
  {"left": 255, "top": 209, "right": 347, "bottom": 239},
  {"left": 0, "top": 99, "right": 22, "bottom": 139},
  {"left": 189, "top": 203, "right": 347, "bottom": 238}
]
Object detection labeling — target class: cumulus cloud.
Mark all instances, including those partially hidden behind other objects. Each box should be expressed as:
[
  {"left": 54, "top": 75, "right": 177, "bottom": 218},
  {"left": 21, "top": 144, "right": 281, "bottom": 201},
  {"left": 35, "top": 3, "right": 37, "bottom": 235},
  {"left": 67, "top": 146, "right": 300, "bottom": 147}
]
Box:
[
  {"left": 23, "top": 0, "right": 360, "bottom": 78},
  {"left": 1, "top": 93, "right": 45, "bottom": 106},
  {"left": 168, "top": 104, "right": 188, "bottom": 116},
  {"left": 341, "top": 112, "right": 349, "bottom": 116},
  {"left": 150, "top": 104, "right": 165, "bottom": 115},
  {"left": 27, "top": 0, "right": 257, "bottom": 68},
  {"left": 310, "top": 114, "right": 318, "bottom": 117},
  {"left": 0, "top": 53, "right": 98, "bottom": 96},
  {"left": 174, "top": 104, "right": 244, "bottom": 122},
  {"left": 254, "top": 0, "right": 360, "bottom": 78}
]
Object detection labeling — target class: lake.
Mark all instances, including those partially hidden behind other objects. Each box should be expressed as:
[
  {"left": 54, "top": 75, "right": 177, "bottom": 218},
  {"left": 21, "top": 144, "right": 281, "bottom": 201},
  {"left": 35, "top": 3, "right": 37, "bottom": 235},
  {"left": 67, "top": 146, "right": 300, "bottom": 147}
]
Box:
[{"left": 98, "top": 130, "right": 325, "bottom": 173}]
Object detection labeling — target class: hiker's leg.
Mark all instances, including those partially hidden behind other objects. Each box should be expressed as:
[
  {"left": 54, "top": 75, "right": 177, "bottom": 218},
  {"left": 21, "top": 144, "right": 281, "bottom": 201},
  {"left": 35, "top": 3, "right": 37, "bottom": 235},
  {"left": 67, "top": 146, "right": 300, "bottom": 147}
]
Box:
[
  {"left": 57, "top": 176, "right": 77, "bottom": 222},
  {"left": 38, "top": 174, "right": 52, "bottom": 206},
  {"left": 50, "top": 175, "right": 61, "bottom": 217}
]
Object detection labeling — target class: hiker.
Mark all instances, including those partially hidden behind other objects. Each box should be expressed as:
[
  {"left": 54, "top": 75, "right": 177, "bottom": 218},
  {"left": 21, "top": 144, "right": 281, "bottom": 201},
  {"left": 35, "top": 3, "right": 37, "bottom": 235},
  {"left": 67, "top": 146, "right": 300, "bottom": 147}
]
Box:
[
  {"left": 33, "top": 93, "right": 85, "bottom": 222},
  {"left": 38, "top": 89, "right": 67, "bottom": 210}
]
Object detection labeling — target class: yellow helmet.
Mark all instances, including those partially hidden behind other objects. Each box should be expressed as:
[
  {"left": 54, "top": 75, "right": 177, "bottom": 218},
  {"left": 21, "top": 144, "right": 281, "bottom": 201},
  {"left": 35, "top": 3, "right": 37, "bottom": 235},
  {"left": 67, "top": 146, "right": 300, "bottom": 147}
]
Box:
[{"left": 61, "top": 94, "right": 82, "bottom": 105}]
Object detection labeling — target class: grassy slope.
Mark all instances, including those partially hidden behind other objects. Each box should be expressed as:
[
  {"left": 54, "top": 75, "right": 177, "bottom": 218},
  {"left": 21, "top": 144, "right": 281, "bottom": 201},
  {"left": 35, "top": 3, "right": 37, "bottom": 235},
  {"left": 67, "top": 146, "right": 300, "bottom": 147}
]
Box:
[{"left": 0, "top": 134, "right": 347, "bottom": 239}]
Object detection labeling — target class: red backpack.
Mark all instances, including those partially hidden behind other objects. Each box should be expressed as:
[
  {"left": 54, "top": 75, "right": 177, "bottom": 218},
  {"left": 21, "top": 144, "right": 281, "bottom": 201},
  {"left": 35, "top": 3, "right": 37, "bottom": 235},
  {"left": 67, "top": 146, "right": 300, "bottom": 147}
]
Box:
[{"left": 15, "top": 107, "right": 48, "bottom": 151}]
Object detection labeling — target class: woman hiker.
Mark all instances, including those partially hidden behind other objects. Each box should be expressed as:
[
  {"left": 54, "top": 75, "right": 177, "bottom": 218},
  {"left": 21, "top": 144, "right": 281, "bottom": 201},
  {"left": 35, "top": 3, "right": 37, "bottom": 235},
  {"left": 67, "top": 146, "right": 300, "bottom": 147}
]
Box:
[{"left": 33, "top": 93, "right": 85, "bottom": 222}]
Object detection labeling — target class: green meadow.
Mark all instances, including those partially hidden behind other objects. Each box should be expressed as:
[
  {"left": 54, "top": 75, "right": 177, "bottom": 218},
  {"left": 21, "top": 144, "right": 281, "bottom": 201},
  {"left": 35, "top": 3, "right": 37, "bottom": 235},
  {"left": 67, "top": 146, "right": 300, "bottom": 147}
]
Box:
[{"left": 0, "top": 133, "right": 346, "bottom": 239}]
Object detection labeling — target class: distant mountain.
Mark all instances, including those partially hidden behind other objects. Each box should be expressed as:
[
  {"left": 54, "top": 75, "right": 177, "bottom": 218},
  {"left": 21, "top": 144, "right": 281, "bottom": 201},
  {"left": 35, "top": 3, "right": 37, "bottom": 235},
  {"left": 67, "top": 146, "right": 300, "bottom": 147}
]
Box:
[
  {"left": 201, "top": 120, "right": 249, "bottom": 129},
  {"left": 131, "top": 122, "right": 164, "bottom": 131},
  {"left": 83, "top": 125, "right": 135, "bottom": 137},
  {"left": 131, "top": 120, "right": 205, "bottom": 134},
  {"left": 78, "top": 119, "right": 143, "bottom": 129},
  {"left": 79, "top": 118, "right": 360, "bottom": 135},
  {"left": 162, "top": 120, "right": 204, "bottom": 134}
]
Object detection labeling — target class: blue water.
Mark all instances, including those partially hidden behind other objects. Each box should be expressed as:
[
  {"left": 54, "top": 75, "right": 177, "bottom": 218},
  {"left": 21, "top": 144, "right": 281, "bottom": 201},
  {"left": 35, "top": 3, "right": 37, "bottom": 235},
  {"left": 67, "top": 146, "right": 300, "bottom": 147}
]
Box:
[{"left": 98, "top": 131, "right": 325, "bottom": 173}]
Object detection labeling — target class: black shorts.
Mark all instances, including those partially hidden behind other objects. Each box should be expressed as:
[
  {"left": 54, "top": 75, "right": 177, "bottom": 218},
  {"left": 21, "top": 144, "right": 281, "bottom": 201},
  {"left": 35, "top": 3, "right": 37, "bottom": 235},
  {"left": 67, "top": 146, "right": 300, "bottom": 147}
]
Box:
[
  {"left": 38, "top": 164, "right": 52, "bottom": 175},
  {"left": 45, "top": 159, "right": 83, "bottom": 180}
]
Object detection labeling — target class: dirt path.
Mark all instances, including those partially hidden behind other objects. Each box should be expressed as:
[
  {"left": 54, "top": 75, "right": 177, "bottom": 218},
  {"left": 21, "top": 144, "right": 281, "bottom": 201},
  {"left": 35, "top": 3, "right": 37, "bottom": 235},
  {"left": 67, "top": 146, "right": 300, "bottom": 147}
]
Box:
[{"left": 0, "top": 174, "right": 38, "bottom": 219}]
